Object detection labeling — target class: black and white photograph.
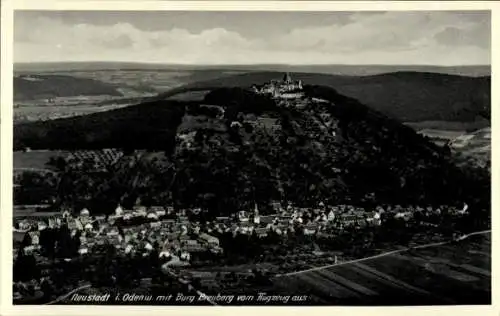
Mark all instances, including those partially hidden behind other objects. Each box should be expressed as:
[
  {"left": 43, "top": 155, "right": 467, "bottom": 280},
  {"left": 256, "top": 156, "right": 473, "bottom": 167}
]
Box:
[{"left": 8, "top": 6, "right": 492, "bottom": 308}]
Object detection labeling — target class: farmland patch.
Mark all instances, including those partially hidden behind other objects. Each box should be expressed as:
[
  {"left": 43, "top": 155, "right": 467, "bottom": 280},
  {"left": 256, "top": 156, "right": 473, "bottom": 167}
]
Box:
[{"left": 14, "top": 150, "right": 68, "bottom": 170}]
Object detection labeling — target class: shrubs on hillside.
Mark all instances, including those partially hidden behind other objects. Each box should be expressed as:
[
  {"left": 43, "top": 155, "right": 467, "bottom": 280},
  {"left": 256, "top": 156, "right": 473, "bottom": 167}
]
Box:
[{"left": 203, "top": 87, "right": 277, "bottom": 119}]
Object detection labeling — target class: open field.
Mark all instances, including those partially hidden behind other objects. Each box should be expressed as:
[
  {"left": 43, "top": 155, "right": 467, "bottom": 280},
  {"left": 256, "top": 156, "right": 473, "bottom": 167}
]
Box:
[
  {"left": 407, "top": 124, "right": 490, "bottom": 169},
  {"left": 13, "top": 210, "right": 60, "bottom": 221},
  {"left": 166, "top": 90, "right": 212, "bottom": 102},
  {"left": 272, "top": 233, "right": 491, "bottom": 305},
  {"left": 417, "top": 129, "right": 465, "bottom": 147},
  {"left": 37, "top": 233, "right": 491, "bottom": 306},
  {"left": 405, "top": 120, "right": 490, "bottom": 132},
  {"left": 15, "top": 68, "right": 247, "bottom": 97},
  {"left": 14, "top": 150, "right": 68, "bottom": 170},
  {"left": 14, "top": 104, "right": 133, "bottom": 123}
]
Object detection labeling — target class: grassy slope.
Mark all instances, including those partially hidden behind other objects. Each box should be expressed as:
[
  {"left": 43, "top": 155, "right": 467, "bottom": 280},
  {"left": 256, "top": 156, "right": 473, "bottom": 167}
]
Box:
[{"left": 14, "top": 150, "right": 68, "bottom": 170}]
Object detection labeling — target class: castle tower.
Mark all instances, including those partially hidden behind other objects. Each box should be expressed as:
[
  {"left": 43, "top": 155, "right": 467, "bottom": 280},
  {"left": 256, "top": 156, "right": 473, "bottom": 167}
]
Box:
[{"left": 283, "top": 72, "right": 292, "bottom": 84}]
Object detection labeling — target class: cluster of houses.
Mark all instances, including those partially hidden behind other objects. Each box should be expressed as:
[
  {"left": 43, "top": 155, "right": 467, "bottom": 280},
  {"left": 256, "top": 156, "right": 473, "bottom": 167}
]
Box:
[
  {"left": 12, "top": 199, "right": 471, "bottom": 303},
  {"left": 14, "top": 200, "right": 470, "bottom": 265},
  {"left": 13, "top": 205, "right": 224, "bottom": 265}
]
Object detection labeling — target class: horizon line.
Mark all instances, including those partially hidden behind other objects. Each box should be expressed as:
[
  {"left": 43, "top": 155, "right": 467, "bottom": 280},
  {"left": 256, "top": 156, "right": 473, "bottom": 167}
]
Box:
[{"left": 13, "top": 61, "right": 491, "bottom": 68}]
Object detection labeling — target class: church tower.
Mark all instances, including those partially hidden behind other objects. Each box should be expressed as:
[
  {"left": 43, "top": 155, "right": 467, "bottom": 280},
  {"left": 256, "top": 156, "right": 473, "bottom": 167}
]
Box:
[
  {"left": 254, "top": 202, "right": 259, "bottom": 215},
  {"left": 253, "top": 202, "right": 260, "bottom": 224}
]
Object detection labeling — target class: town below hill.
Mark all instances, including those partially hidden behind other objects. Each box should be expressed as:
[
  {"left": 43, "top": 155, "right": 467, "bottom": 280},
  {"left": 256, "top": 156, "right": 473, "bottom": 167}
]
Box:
[{"left": 13, "top": 198, "right": 482, "bottom": 304}]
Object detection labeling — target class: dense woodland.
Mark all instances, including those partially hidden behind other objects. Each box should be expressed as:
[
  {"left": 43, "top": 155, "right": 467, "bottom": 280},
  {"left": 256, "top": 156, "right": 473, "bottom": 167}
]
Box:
[
  {"left": 14, "top": 85, "right": 490, "bottom": 222},
  {"left": 154, "top": 71, "right": 491, "bottom": 122}
]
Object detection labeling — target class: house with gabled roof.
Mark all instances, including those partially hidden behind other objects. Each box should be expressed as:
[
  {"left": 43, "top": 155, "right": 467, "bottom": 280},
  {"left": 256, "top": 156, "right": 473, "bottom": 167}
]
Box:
[
  {"left": 254, "top": 227, "right": 269, "bottom": 238},
  {"left": 133, "top": 206, "right": 147, "bottom": 217},
  {"left": 199, "top": 233, "right": 219, "bottom": 247},
  {"left": 28, "top": 231, "right": 40, "bottom": 245},
  {"left": 303, "top": 223, "right": 319, "bottom": 235},
  {"left": 259, "top": 215, "right": 275, "bottom": 225},
  {"left": 109, "top": 236, "right": 123, "bottom": 248},
  {"left": 106, "top": 227, "right": 120, "bottom": 237}
]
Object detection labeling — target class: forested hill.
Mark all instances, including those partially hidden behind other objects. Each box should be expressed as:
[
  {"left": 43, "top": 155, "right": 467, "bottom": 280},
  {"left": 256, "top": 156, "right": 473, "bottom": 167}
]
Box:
[
  {"left": 168, "top": 85, "right": 489, "bottom": 213},
  {"left": 14, "top": 100, "right": 186, "bottom": 151},
  {"left": 14, "top": 74, "right": 123, "bottom": 101},
  {"left": 15, "top": 85, "right": 490, "bottom": 215},
  {"left": 154, "top": 71, "right": 490, "bottom": 123}
]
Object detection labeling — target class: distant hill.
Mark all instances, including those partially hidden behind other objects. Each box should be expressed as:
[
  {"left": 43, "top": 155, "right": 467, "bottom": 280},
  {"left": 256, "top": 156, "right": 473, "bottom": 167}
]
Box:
[
  {"left": 14, "top": 62, "right": 490, "bottom": 77},
  {"left": 14, "top": 66, "right": 490, "bottom": 123},
  {"left": 14, "top": 85, "right": 490, "bottom": 215},
  {"left": 154, "top": 71, "right": 490, "bottom": 123},
  {"left": 14, "top": 74, "right": 123, "bottom": 101}
]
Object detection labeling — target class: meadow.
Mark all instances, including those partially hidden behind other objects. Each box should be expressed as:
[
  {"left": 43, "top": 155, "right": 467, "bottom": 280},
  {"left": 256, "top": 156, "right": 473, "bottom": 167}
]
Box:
[
  {"left": 272, "top": 233, "right": 491, "bottom": 305},
  {"left": 14, "top": 104, "right": 132, "bottom": 123},
  {"left": 14, "top": 150, "right": 68, "bottom": 170}
]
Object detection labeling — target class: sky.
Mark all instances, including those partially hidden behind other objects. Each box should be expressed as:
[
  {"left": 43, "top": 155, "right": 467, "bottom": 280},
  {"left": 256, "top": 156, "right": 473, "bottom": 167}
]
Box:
[{"left": 14, "top": 10, "right": 491, "bottom": 65}]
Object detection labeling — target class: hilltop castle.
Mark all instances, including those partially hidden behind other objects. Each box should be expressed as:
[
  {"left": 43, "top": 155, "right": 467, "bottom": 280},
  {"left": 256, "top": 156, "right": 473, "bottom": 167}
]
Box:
[{"left": 253, "top": 72, "right": 304, "bottom": 100}]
